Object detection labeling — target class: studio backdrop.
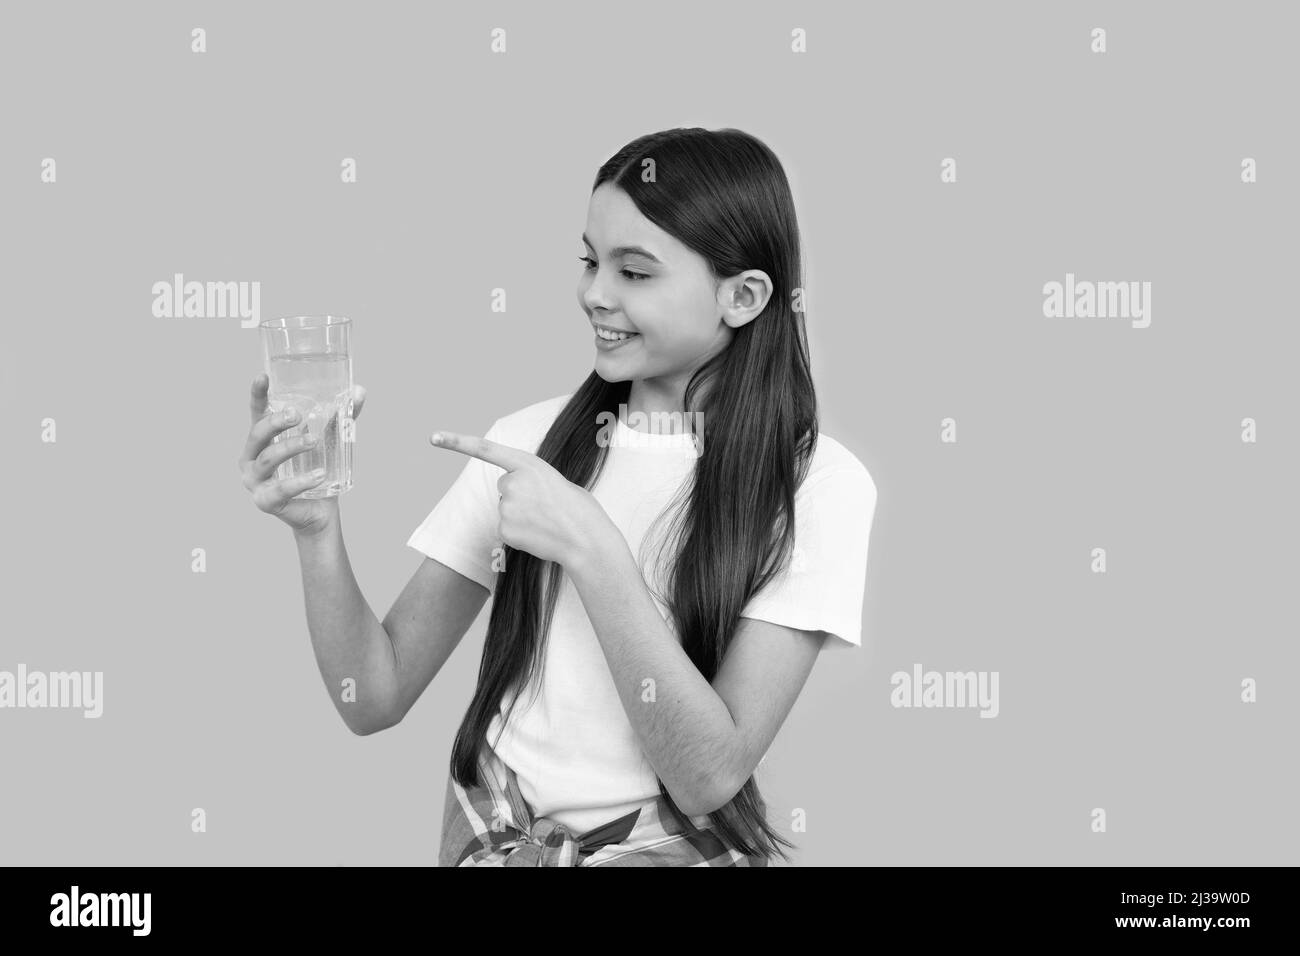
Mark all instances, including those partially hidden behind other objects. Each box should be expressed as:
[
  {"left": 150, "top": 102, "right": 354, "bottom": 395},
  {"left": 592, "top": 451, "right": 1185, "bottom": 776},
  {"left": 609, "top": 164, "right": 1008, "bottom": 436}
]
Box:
[{"left": 1, "top": 0, "right": 1295, "bottom": 866}]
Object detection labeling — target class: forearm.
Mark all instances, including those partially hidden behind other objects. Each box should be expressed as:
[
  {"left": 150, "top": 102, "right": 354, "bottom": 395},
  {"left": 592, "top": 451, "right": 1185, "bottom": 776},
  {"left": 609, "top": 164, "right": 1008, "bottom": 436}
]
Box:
[
  {"left": 568, "top": 536, "right": 740, "bottom": 816},
  {"left": 293, "top": 516, "right": 399, "bottom": 735}
]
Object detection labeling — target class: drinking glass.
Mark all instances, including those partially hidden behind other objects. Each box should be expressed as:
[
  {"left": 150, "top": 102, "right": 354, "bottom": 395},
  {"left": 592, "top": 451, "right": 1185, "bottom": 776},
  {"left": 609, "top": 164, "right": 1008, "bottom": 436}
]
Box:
[{"left": 259, "top": 315, "right": 354, "bottom": 498}]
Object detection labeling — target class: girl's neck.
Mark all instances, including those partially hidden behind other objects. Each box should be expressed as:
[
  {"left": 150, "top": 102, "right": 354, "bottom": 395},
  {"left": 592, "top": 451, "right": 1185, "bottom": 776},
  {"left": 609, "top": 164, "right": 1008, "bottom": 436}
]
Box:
[{"left": 623, "top": 377, "right": 710, "bottom": 436}]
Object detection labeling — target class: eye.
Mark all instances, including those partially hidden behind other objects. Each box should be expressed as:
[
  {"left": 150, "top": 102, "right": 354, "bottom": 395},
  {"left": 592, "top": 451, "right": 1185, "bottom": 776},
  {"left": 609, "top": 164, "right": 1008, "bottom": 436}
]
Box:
[{"left": 578, "top": 257, "right": 649, "bottom": 281}]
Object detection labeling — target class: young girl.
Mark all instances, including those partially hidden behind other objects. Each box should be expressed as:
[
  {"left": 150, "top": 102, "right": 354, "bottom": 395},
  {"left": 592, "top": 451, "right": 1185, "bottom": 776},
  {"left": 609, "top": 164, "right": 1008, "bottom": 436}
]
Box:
[{"left": 238, "top": 127, "right": 877, "bottom": 867}]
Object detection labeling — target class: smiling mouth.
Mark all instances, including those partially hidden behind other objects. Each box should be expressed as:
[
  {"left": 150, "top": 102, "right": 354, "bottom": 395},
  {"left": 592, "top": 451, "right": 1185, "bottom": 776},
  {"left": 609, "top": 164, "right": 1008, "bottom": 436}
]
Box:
[{"left": 594, "top": 326, "right": 639, "bottom": 342}]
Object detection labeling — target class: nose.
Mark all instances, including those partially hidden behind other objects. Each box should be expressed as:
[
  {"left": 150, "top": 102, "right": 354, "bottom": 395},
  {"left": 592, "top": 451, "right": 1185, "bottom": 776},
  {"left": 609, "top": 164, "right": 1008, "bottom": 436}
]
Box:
[{"left": 579, "top": 265, "right": 617, "bottom": 314}]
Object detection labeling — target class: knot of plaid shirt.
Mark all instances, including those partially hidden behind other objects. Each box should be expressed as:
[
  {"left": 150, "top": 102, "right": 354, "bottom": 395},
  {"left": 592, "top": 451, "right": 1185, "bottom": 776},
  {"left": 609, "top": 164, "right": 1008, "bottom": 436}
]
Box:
[{"left": 490, "top": 816, "right": 590, "bottom": 866}]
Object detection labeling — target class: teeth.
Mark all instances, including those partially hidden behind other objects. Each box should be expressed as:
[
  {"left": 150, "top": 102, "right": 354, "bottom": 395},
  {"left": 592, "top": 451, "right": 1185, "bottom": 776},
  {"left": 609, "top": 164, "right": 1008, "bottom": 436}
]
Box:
[{"left": 596, "top": 327, "right": 635, "bottom": 341}]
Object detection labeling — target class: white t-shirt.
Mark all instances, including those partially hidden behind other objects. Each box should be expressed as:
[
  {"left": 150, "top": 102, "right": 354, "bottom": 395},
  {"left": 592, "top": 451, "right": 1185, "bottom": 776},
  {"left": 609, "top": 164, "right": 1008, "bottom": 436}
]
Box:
[{"left": 406, "top": 393, "right": 877, "bottom": 834}]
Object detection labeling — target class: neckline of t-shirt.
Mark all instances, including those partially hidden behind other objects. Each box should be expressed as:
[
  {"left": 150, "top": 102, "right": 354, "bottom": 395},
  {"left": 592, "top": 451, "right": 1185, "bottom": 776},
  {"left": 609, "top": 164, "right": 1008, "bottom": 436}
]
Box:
[{"left": 614, "top": 414, "right": 701, "bottom": 452}]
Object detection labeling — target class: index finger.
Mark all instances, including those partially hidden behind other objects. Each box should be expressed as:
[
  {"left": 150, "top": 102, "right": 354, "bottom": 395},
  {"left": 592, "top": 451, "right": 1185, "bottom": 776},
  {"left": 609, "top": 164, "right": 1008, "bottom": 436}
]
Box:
[
  {"left": 249, "top": 372, "right": 270, "bottom": 426},
  {"left": 430, "top": 431, "right": 536, "bottom": 472}
]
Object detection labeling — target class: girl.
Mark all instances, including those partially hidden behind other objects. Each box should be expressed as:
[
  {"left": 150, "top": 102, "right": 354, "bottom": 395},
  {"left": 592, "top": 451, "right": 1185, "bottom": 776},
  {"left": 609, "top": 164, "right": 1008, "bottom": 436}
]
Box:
[{"left": 238, "top": 127, "right": 877, "bottom": 866}]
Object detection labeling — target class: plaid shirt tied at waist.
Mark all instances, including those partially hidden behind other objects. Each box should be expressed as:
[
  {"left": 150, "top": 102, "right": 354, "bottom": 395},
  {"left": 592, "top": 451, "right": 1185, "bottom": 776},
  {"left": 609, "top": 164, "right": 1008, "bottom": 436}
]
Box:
[{"left": 438, "top": 745, "right": 769, "bottom": 867}]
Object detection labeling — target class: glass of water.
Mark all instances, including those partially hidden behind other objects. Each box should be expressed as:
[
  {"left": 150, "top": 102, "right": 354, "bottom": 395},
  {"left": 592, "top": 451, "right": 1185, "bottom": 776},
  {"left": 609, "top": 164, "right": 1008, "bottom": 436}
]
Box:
[{"left": 259, "top": 315, "right": 354, "bottom": 499}]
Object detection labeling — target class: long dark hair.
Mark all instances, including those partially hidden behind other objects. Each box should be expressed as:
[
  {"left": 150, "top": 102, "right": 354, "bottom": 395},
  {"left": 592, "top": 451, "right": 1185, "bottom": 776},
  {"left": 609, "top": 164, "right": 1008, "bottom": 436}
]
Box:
[{"left": 450, "top": 127, "right": 818, "bottom": 863}]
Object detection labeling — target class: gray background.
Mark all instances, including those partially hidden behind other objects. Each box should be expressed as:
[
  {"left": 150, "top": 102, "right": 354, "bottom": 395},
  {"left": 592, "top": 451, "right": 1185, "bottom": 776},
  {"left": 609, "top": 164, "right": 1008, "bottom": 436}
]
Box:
[{"left": 1, "top": 1, "right": 1296, "bottom": 866}]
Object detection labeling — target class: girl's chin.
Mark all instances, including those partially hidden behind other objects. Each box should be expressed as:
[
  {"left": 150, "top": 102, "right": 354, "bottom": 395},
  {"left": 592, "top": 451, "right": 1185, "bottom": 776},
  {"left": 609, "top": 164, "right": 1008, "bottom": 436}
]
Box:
[
  {"left": 594, "top": 348, "right": 640, "bottom": 365},
  {"left": 593, "top": 359, "right": 638, "bottom": 382}
]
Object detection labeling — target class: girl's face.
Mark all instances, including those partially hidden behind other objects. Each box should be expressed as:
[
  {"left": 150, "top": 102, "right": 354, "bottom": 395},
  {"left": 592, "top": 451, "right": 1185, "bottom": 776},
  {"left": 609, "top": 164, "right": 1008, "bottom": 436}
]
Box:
[{"left": 577, "top": 183, "right": 764, "bottom": 392}]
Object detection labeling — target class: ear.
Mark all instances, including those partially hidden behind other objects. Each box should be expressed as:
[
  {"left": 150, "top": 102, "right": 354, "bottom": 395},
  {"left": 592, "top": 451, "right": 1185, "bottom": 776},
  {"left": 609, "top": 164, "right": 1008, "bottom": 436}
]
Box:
[{"left": 718, "top": 269, "right": 774, "bottom": 330}]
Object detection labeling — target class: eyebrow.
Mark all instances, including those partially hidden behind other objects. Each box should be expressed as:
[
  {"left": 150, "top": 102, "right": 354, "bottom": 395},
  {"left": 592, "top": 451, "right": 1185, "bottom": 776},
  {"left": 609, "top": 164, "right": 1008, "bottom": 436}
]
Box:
[{"left": 581, "top": 233, "right": 664, "bottom": 264}]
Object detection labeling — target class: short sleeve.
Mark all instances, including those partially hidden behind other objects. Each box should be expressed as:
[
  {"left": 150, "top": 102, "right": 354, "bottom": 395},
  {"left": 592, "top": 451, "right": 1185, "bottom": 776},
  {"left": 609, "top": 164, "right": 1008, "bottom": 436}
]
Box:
[
  {"left": 739, "top": 465, "right": 877, "bottom": 649},
  {"left": 405, "top": 419, "right": 507, "bottom": 594}
]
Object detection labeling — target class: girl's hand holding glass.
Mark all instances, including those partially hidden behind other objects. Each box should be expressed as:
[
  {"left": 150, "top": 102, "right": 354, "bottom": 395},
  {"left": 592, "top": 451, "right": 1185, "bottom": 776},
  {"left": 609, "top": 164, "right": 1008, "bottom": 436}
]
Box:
[{"left": 239, "top": 372, "right": 368, "bottom": 536}]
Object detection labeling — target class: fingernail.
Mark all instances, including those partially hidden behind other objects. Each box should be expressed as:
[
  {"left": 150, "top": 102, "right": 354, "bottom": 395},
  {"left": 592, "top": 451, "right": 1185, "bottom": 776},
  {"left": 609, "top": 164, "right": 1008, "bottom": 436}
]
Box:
[
  {"left": 303, "top": 434, "right": 317, "bottom": 446},
  {"left": 430, "top": 432, "right": 443, "bottom": 445},
  {"left": 285, "top": 409, "right": 299, "bottom": 422}
]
